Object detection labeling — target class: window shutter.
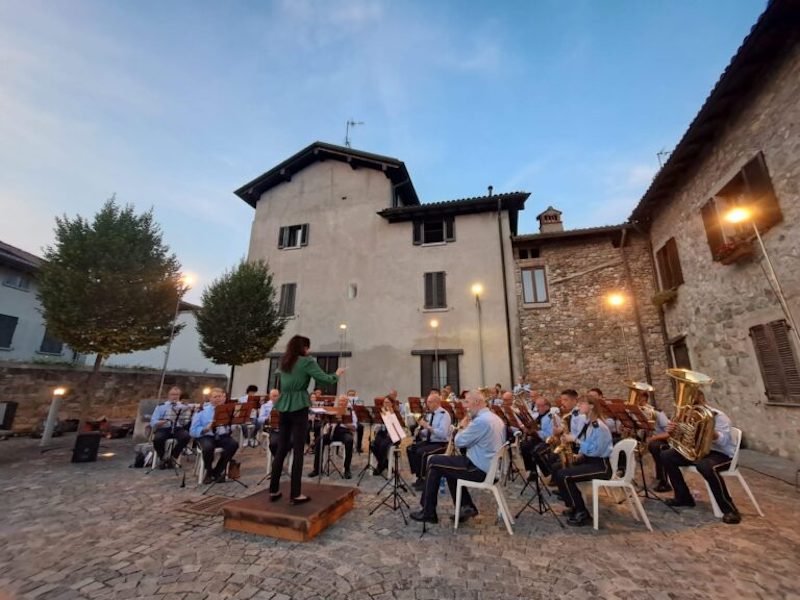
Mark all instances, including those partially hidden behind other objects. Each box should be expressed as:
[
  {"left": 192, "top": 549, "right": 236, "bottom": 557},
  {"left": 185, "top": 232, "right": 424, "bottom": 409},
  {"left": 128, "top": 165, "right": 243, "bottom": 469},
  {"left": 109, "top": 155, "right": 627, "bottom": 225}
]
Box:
[
  {"left": 0, "top": 314, "right": 18, "bottom": 348},
  {"left": 700, "top": 200, "right": 725, "bottom": 258},
  {"left": 750, "top": 322, "right": 800, "bottom": 403},
  {"left": 665, "top": 238, "right": 684, "bottom": 287},
  {"left": 424, "top": 273, "right": 434, "bottom": 308},
  {"left": 300, "top": 223, "right": 309, "bottom": 247},
  {"left": 413, "top": 221, "right": 422, "bottom": 245},
  {"left": 655, "top": 245, "right": 670, "bottom": 290},
  {"left": 436, "top": 272, "right": 446, "bottom": 308},
  {"left": 743, "top": 154, "right": 783, "bottom": 232},
  {"left": 278, "top": 226, "right": 285, "bottom": 249},
  {"left": 445, "top": 217, "right": 455, "bottom": 242},
  {"left": 770, "top": 320, "right": 800, "bottom": 401},
  {"left": 445, "top": 354, "right": 459, "bottom": 395},
  {"left": 286, "top": 283, "right": 296, "bottom": 316},
  {"left": 420, "top": 356, "right": 433, "bottom": 396}
]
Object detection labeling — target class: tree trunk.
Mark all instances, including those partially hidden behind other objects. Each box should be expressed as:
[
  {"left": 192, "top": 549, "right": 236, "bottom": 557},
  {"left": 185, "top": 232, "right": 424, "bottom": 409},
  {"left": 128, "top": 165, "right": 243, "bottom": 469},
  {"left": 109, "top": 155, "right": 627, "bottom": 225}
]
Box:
[
  {"left": 227, "top": 364, "right": 236, "bottom": 399},
  {"left": 77, "top": 354, "right": 104, "bottom": 432}
]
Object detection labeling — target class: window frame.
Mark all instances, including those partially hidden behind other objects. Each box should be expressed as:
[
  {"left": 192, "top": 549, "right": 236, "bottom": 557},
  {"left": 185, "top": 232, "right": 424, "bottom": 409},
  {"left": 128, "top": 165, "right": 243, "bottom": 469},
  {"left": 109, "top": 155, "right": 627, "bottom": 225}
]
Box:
[
  {"left": 413, "top": 217, "right": 456, "bottom": 246},
  {"left": 420, "top": 353, "right": 459, "bottom": 397},
  {"left": 38, "top": 328, "right": 64, "bottom": 355},
  {"left": 750, "top": 319, "right": 800, "bottom": 405},
  {"left": 423, "top": 272, "right": 447, "bottom": 310},
  {"left": 0, "top": 314, "right": 19, "bottom": 349},
  {"left": 3, "top": 274, "right": 31, "bottom": 291},
  {"left": 278, "top": 283, "right": 297, "bottom": 317},
  {"left": 277, "top": 223, "right": 309, "bottom": 250},
  {"left": 521, "top": 266, "right": 550, "bottom": 306},
  {"left": 655, "top": 237, "right": 684, "bottom": 291}
]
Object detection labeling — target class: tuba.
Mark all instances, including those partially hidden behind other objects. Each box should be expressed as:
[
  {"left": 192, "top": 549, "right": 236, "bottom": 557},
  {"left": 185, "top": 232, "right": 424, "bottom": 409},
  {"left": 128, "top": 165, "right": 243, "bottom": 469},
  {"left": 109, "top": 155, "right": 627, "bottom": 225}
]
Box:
[{"left": 666, "top": 368, "right": 716, "bottom": 461}]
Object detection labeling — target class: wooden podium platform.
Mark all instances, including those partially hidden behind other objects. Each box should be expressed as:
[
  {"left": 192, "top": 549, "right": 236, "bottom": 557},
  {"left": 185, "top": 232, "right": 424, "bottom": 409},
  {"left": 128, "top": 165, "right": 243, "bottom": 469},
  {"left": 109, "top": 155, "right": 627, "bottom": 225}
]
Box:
[{"left": 222, "top": 481, "right": 359, "bottom": 542}]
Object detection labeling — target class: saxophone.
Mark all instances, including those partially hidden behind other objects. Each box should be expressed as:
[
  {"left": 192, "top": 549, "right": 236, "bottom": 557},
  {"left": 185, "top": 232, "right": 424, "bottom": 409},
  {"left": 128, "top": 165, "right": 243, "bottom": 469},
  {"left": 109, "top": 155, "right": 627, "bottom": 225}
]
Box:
[
  {"left": 666, "top": 368, "right": 716, "bottom": 461},
  {"left": 552, "top": 411, "right": 574, "bottom": 468}
]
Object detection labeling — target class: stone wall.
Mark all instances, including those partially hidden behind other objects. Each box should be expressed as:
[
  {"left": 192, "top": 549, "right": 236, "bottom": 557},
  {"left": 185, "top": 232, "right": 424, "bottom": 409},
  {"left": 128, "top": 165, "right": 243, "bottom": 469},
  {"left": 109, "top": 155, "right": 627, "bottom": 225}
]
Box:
[
  {"left": 0, "top": 362, "right": 227, "bottom": 432},
  {"left": 646, "top": 45, "right": 800, "bottom": 461},
  {"left": 513, "top": 230, "right": 671, "bottom": 406}
]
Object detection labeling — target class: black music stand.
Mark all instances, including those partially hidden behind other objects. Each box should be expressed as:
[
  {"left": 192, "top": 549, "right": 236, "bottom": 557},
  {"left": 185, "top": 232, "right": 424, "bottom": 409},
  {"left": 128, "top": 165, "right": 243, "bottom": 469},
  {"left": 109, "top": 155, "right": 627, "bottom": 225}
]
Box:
[
  {"left": 355, "top": 405, "right": 378, "bottom": 485},
  {"left": 515, "top": 466, "right": 564, "bottom": 528},
  {"left": 202, "top": 402, "right": 251, "bottom": 495},
  {"left": 370, "top": 443, "right": 411, "bottom": 525},
  {"left": 312, "top": 407, "right": 343, "bottom": 483},
  {"left": 623, "top": 404, "right": 676, "bottom": 512}
]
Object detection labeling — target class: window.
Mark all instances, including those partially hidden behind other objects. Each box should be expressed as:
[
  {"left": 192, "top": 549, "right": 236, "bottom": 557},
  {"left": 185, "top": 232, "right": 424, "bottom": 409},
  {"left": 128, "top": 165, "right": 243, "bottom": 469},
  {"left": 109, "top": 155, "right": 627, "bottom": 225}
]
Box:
[
  {"left": 656, "top": 238, "right": 684, "bottom": 290},
  {"left": 277, "top": 224, "right": 309, "bottom": 249},
  {"left": 669, "top": 337, "right": 692, "bottom": 369},
  {"left": 521, "top": 267, "right": 549, "bottom": 304},
  {"left": 413, "top": 217, "right": 455, "bottom": 245},
  {"left": 3, "top": 274, "right": 30, "bottom": 291},
  {"left": 518, "top": 248, "right": 540, "bottom": 260},
  {"left": 39, "top": 328, "right": 64, "bottom": 355},
  {"left": 0, "top": 314, "right": 18, "bottom": 348},
  {"left": 423, "top": 272, "right": 447, "bottom": 309},
  {"left": 313, "top": 356, "right": 340, "bottom": 396},
  {"left": 701, "top": 153, "right": 782, "bottom": 260},
  {"left": 420, "top": 354, "right": 459, "bottom": 397},
  {"left": 278, "top": 283, "right": 296, "bottom": 317},
  {"left": 267, "top": 357, "right": 281, "bottom": 391},
  {"left": 750, "top": 320, "right": 800, "bottom": 404}
]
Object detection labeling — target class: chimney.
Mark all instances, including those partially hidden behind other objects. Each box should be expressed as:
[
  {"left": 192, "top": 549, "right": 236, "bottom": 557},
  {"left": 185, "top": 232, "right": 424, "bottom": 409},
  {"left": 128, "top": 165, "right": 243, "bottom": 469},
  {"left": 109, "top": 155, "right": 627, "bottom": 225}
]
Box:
[
  {"left": 537, "top": 206, "right": 563, "bottom": 233},
  {"left": 487, "top": 185, "right": 494, "bottom": 197}
]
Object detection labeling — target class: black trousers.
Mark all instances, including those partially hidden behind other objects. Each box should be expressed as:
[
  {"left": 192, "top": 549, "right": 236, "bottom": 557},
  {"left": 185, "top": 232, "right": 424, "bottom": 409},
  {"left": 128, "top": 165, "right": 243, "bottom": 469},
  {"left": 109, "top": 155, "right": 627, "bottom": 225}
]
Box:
[
  {"left": 648, "top": 439, "right": 670, "bottom": 483},
  {"left": 371, "top": 429, "right": 393, "bottom": 472},
  {"left": 269, "top": 408, "right": 309, "bottom": 498},
  {"left": 407, "top": 441, "right": 448, "bottom": 479},
  {"left": 520, "top": 437, "right": 559, "bottom": 477},
  {"left": 153, "top": 427, "right": 191, "bottom": 460},
  {"left": 356, "top": 423, "right": 364, "bottom": 452},
  {"left": 554, "top": 456, "right": 612, "bottom": 513},
  {"left": 313, "top": 425, "right": 354, "bottom": 472},
  {"left": 660, "top": 448, "right": 737, "bottom": 514},
  {"left": 420, "top": 454, "right": 486, "bottom": 517},
  {"left": 197, "top": 434, "right": 238, "bottom": 477}
]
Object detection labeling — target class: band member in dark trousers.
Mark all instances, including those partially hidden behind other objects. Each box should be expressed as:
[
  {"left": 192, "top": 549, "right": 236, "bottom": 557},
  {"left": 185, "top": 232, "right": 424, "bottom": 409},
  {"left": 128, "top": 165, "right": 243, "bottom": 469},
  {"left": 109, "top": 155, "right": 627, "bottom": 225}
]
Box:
[
  {"left": 407, "top": 392, "right": 451, "bottom": 490},
  {"left": 519, "top": 397, "right": 561, "bottom": 478},
  {"left": 268, "top": 335, "right": 344, "bottom": 506},
  {"left": 150, "top": 386, "right": 192, "bottom": 468},
  {"left": 190, "top": 388, "right": 239, "bottom": 483},
  {"left": 309, "top": 396, "right": 355, "bottom": 479},
  {"left": 660, "top": 393, "right": 741, "bottom": 524},
  {"left": 554, "top": 397, "right": 613, "bottom": 526},
  {"left": 371, "top": 397, "right": 397, "bottom": 475},
  {"left": 410, "top": 389, "right": 505, "bottom": 524},
  {"left": 644, "top": 403, "right": 671, "bottom": 492}
]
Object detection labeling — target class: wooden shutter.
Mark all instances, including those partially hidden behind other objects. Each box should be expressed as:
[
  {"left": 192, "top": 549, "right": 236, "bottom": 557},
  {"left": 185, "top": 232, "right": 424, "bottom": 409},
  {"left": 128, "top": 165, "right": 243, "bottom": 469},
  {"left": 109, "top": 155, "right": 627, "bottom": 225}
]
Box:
[
  {"left": 435, "top": 272, "right": 446, "bottom": 308},
  {"left": 424, "top": 273, "right": 434, "bottom": 308},
  {"left": 750, "top": 321, "right": 800, "bottom": 403},
  {"left": 413, "top": 221, "right": 422, "bottom": 245},
  {"left": 277, "top": 226, "right": 286, "bottom": 249},
  {"left": 743, "top": 154, "right": 782, "bottom": 232},
  {"left": 286, "top": 283, "right": 296, "bottom": 316},
  {"left": 655, "top": 244, "right": 670, "bottom": 290},
  {"left": 300, "top": 223, "right": 309, "bottom": 247},
  {"left": 445, "top": 217, "right": 455, "bottom": 242},
  {"left": 420, "top": 356, "right": 433, "bottom": 396},
  {"left": 445, "top": 354, "right": 459, "bottom": 395},
  {"left": 0, "top": 315, "right": 18, "bottom": 347},
  {"left": 665, "top": 238, "right": 684, "bottom": 287},
  {"left": 700, "top": 200, "right": 725, "bottom": 258}
]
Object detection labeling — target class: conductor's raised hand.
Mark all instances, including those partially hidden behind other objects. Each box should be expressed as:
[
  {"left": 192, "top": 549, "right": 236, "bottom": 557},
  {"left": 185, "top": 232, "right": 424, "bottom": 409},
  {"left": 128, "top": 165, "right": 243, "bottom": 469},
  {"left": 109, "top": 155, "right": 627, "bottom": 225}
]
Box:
[{"left": 335, "top": 367, "right": 346, "bottom": 377}]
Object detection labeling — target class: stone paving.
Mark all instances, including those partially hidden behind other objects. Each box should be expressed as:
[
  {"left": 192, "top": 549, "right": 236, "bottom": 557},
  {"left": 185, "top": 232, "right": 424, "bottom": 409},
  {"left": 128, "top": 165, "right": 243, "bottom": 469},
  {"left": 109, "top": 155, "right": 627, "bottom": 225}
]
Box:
[{"left": 1, "top": 435, "right": 799, "bottom": 600}]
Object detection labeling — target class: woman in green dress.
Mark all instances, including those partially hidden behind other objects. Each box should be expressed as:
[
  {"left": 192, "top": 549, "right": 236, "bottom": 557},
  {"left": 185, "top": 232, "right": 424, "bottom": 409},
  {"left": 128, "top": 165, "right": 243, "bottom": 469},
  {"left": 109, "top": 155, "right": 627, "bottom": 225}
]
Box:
[{"left": 269, "top": 335, "right": 344, "bottom": 505}]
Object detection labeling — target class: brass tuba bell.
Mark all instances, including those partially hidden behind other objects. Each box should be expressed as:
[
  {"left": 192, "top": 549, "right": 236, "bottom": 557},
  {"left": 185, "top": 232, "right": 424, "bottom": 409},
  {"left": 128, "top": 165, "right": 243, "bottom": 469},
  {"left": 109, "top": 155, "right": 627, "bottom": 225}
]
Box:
[
  {"left": 666, "top": 368, "right": 716, "bottom": 461},
  {"left": 623, "top": 380, "right": 654, "bottom": 405}
]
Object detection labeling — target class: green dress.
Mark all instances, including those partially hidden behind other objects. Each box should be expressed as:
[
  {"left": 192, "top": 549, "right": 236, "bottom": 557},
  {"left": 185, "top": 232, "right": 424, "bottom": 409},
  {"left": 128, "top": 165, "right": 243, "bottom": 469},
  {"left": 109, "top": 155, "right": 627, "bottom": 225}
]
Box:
[{"left": 273, "top": 356, "right": 339, "bottom": 413}]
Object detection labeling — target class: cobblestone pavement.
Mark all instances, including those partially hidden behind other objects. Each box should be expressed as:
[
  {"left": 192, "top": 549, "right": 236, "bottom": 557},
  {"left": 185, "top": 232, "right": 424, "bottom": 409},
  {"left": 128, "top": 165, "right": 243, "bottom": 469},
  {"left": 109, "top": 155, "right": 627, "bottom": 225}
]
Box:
[{"left": 1, "top": 435, "right": 798, "bottom": 600}]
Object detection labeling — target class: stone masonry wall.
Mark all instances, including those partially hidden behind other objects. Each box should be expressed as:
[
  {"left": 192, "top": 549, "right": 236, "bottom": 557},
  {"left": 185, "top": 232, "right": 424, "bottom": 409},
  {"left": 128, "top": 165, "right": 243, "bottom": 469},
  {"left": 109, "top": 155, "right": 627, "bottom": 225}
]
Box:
[
  {"left": 514, "top": 230, "right": 671, "bottom": 407},
  {"left": 647, "top": 45, "right": 800, "bottom": 461},
  {"left": 0, "top": 362, "right": 227, "bottom": 433}
]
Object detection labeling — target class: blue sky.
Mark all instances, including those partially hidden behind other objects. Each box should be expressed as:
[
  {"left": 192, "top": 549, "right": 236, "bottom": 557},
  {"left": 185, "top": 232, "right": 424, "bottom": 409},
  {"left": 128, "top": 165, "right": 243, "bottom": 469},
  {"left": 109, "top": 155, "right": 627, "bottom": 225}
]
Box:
[{"left": 0, "top": 0, "right": 766, "bottom": 302}]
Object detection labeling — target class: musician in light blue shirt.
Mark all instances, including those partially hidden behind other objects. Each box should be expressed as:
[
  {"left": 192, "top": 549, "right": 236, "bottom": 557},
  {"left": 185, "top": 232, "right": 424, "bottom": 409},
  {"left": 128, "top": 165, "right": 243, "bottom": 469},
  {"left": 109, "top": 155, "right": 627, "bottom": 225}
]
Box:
[
  {"left": 410, "top": 389, "right": 505, "bottom": 525},
  {"left": 149, "top": 387, "right": 193, "bottom": 468},
  {"left": 407, "top": 393, "right": 452, "bottom": 490},
  {"left": 190, "top": 388, "right": 239, "bottom": 484}
]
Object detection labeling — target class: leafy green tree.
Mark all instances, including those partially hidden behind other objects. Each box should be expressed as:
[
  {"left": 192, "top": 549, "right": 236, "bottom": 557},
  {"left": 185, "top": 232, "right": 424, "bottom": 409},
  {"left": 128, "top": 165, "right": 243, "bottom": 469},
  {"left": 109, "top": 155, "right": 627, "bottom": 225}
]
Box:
[
  {"left": 197, "top": 260, "right": 286, "bottom": 392},
  {"left": 38, "top": 198, "right": 184, "bottom": 421}
]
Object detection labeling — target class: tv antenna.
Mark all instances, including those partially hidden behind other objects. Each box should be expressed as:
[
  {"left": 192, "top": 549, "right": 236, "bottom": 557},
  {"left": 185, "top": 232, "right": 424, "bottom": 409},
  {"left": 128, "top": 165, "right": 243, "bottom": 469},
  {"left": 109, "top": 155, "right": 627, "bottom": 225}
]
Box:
[
  {"left": 345, "top": 119, "right": 364, "bottom": 148},
  {"left": 656, "top": 148, "right": 671, "bottom": 168}
]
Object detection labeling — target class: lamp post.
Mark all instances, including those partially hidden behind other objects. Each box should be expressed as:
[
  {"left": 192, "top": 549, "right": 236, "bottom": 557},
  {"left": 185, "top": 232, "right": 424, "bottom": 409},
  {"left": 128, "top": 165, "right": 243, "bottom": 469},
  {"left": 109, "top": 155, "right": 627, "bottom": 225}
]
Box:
[
  {"left": 725, "top": 207, "right": 800, "bottom": 350},
  {"left": 40, "top": 387, "right": 66, "bottom": 447},
  {"left": 472, "top": 283, "right": 485, "bottom": 387},
  {"left": 606, "top": 292, "right": 632, "bottom": 379},
  {"left": 339, "top": 323, "right": 348, "bottom": 392},
  {"left": 157, "top": 274, "right": 193, "bottom": 401},
  {"left": 430, "top": 319, "right": 440, "bottom": 389}
]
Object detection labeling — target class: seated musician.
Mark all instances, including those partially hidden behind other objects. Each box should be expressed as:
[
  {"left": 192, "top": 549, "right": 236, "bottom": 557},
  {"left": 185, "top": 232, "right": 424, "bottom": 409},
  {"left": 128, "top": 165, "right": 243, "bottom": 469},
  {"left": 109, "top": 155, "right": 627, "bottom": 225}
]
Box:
[
  {"left": 346, "top": 389, "right": 365, "bottom": 454},
  {"left": 407, "top": 392, "right": 452, "bottom": 491},
  {"left": 520, "top": 396, "right": 561, "bottom": 479},
  {"left": 410, "top": 389, "right": 505, "bottom": 524},
  {"left": 549, "top": 389, "right": 586, "bottom": 479},
  {"left": 371, "top": 396, "right": 399, "bottom": 476},
  {"left": 500, "top": 392, "right": 521, "bottom": 440},
  {"left": 554, "top": 396, "right": 613, "bottom": 526},
  {"left": 190, "top": 387, "right": 239, "bottom": 484},
  {"left": 149, "top": 386, "right": 193, "bottom": 469},
  {"left": 659, "top": 391, "right": 741, "bottom": 524},
  {"left": 238, "top": 384, "right": 259, "bottom": 403},
  {"left": 249, "top": 388, "right": 277, "bottom": 449},
  {"left": 442, "top": 384, "right": 457, "bottom": 403},
  {"left": 308, "top": 395, "right": 355, "bottom": 479},
  {"left": 635, "top": 393, "right": 671, "bottom": 492},
  {"left": 238, "top": 384, "right": 260, "bottom": 447},
  {"left": 513, "top": 376, "right": 531, "bottom": 397},
  {"left": 587, "top": 387, "right": 625, "bottom": 472}
]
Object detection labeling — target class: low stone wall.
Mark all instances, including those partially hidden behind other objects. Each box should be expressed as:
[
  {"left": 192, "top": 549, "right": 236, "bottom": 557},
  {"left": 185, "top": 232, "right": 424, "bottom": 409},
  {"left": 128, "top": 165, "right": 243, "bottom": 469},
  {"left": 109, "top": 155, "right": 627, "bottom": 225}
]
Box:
[{"left": 0, "top": 362, "right": 227, "bottom": 433}]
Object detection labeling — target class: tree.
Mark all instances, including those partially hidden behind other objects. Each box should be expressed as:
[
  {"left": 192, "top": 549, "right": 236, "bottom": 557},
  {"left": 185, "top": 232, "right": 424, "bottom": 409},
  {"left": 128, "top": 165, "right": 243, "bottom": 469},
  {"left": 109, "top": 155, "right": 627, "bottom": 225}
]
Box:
[
  {"left": 38, "top": 198, "right": 184, "bottom": 422},
  {"left": 196, "top": 260, "right": 286, "bottom": 393}
]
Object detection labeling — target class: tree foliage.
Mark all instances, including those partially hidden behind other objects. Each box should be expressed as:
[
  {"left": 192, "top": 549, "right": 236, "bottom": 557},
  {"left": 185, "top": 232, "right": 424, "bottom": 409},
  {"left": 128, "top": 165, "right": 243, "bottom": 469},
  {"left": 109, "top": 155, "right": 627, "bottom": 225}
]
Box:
[
  {"left": 197, "top": 260, "right": 286, "bottom": 366},
  {"left": 37, "top": 198, "right": 184, "bottom": 359}
]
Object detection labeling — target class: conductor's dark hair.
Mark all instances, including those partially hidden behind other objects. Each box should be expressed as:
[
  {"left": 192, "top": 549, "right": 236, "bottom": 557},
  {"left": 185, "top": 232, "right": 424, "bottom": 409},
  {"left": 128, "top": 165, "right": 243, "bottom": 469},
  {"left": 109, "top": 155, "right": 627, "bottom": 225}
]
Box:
[{"left": 280, "top": 335, "right": 311, "bottom": 373}]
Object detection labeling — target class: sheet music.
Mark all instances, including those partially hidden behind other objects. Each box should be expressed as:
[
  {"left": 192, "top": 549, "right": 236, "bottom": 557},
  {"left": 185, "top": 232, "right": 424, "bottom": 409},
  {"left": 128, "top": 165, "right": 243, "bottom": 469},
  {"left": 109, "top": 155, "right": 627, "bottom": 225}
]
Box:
[{"left": 382, "top": 411, "right": 406, "bottom": 444}]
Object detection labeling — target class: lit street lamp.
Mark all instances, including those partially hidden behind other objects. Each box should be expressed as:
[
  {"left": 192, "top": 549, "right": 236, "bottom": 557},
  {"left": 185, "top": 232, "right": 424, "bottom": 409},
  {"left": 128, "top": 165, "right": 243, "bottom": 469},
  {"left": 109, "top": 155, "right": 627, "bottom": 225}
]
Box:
[
  {"left": 472, "top": 283, "right": 485, "bottom": 387},
  {"left": 157, "top": 274, "right": 194, "bottom": 401},
  {"left": 725, "top": 207, "right": 800, "bottom": 350},
  {"left": 41, "top": 386, "right": 66, "bottom": 447},
  {"left": 606, "top": 292, "right": 632, "bottom": 379},
  {"left": 430, "top": 319, "right": 440, "bottom": 389}
]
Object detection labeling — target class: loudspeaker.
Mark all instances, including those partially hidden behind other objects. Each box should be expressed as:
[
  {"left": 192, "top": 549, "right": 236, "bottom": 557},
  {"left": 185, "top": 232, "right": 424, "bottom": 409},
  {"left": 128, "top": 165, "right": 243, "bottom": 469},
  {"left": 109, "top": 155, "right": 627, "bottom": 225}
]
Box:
[{"left": 72, "top": 432, "right": 102, "bottom": 463}]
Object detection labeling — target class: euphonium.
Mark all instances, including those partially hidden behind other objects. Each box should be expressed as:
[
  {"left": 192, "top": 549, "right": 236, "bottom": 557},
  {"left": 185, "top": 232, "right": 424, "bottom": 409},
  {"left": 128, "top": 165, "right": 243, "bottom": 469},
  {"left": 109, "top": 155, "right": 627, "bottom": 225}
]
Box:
[{"left": 666, "top": 368, "right": 716, "bottom": 461}]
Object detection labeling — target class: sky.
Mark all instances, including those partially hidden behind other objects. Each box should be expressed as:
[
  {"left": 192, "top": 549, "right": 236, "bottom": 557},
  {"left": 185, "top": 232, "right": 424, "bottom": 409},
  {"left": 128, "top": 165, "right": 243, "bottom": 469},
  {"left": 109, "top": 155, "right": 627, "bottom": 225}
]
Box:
[{"left": 0, "top": 0, "right": 767, "bottom": 303}]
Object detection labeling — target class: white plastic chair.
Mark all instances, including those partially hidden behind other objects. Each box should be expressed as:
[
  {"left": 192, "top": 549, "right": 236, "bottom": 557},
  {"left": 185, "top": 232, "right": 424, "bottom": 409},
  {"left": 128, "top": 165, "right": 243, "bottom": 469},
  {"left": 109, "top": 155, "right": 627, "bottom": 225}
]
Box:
[
  {"left": 454, "top": 442, "right": 515, "bottom": 535},
  {"left": 679, "top": 427, "right": 763, "bottom": 518},
  {"left": 592, "top": 439, "right": 652, "bottom": 531},
  {"left": 264, "top": 440, "right": 293, "bottom": 479},
  {"left": 196, "top": 446, "right": 224, "bottom": 484},
  {"left": 326, "top": 440, "right": 346, "bottom": 475}
]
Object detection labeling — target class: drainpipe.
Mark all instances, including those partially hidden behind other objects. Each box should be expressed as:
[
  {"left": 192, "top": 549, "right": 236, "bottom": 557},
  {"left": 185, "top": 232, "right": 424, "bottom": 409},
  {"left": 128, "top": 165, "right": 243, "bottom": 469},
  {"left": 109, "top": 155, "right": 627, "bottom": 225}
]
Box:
[
  {"left": 494, "top": 187, "right": 516, "bottom": 387},
  {"left": 618, "top": 226, "right": 653, "bottom": 386}
]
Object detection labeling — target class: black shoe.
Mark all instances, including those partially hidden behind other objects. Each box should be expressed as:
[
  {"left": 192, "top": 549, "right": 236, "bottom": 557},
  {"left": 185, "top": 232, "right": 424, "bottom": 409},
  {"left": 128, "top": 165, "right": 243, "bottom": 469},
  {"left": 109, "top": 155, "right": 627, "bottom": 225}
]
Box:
[
  {"left": 409, "top": 510, "right": 438, "bottom": 524},
  {"left": 553, "top": 491, "right": 565, "bottom": 502},
  {"left": 269, "top": 492, "right": 282, "bottom": 502},
  {"left": 665, "top": 498, "right": 696, "bottom": 508},
  {"left": 202, "top": 475, "right": 214, "bottom": 485},
  {"left": 158, "top": 459, "right": 168, "bottom": 470},
  {"left": 412, "top": 479, "right": 425, "bottom": 491},
  {"left": 566, "top": 510, "right": 590, "bottom": 526},
  {"left": 373, "top": 469, "right": 385, "bottom": 477},
  {"left": 450, "top": 505, "right": 479, "bottom": 523},
  {"left": 343, "top": 471, "right": 352, "bottom": 479},
  {"left": 289, "top": 495, "right": 311, "bottom": 506},
  {"left": 653, "top": 482, "right": 672, "bottom": 493},
  {"left": 561, "top": 507, "right": 576, "bottom": 517},
  {"left": 214, "top": 474, "right": 226, "bottom": 483},
  {"left": 722, "top": 511, "right": 741, "bottom": 525},
  {"left": 307, "top": 470, "right": 320, "bottom": 478}
]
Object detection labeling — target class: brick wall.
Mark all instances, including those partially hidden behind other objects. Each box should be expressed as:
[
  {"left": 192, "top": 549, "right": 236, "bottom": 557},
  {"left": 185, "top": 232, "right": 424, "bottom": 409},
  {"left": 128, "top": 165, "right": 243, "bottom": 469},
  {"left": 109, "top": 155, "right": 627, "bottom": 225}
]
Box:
[{"left": 0, "top": 362, "right": 227, "bottom": 432}]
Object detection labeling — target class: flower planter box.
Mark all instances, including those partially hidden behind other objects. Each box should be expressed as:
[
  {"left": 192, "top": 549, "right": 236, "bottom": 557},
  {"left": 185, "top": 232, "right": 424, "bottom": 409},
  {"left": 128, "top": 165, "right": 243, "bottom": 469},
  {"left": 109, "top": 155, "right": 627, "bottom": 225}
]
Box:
[{"left": 716, "top": 242, "right": 754, "bottom": 265}]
